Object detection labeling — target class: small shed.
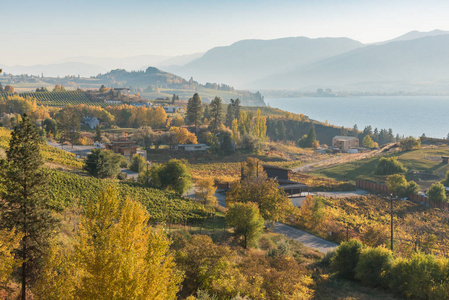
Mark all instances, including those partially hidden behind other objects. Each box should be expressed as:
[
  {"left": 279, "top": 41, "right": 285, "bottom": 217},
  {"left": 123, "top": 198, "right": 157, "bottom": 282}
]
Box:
[{"left": 442, "top": 156, "right": 449, "bottom": 164}]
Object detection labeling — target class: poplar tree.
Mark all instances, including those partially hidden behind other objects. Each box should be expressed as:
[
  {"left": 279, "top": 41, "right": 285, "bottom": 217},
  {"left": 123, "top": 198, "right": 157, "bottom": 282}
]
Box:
[
  {"left": 0, "top": 114, "right": 58, "bottom": 300},
  {"left": 35, "top": 188, "right": 182, "bottom": 299}
]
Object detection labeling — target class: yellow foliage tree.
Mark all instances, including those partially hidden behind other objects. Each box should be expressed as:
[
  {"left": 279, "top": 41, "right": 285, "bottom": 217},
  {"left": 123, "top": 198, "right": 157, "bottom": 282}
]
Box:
[
  {"left": 195, "top": 178, "right": 217, "bottom": 206},
  {"left": 0, "top": 228, "right": 23, "bottom": 292},
  {"left": 170, "top": 127, "right": 198, "bottom": 144},
  {"left": 34, "top": 188, "right": 182, "bottom": 300}
]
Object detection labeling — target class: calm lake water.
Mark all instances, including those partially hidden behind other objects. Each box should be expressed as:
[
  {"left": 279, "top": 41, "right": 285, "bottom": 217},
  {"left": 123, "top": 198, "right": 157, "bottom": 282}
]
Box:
[{"left": 266, "top": 96, "right": 449, "bottom": 138}]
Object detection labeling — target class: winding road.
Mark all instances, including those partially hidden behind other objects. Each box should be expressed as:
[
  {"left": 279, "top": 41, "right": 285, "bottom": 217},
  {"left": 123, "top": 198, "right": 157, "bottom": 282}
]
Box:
[{"left": 272, "top": 222, "right": 338, "bottom": 253}]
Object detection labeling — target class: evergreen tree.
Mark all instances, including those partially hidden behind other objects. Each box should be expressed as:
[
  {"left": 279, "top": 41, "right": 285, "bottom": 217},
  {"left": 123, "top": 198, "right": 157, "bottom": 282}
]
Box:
[
  {"left": 84, "top": 149, "right": 121, "bottom": 179},
  {"left": 0, "top": 114, "right": 58, "bottom": 300},
  {"left": 352, "top": 124, "right": 359, "bottom": 137},
  {"left": 340, "top": 126, "right": 348, "bottom": 136},
  {"left": 208, "top": 96, "right": 224, "bottom": 133},
  {"left": 232, "top": 98, "right": 241, "bottom": 121},
  {"left": 0, "top": 83, "right": 4, "bottom": 92},
  {"left": 186, "top": 93, "right": 203, "bottom": 130},
  {"left": 202, "top": 105, "right": 210, "bottom": 122},
  {"left": 225, "top": 103, "right": 235, "bottom": 128},
  {"left": 306, "top": 125, "right": 317, "bottom": 147},
  {"left": 94, "top": 125, "right": 102, "bottom": 143}
]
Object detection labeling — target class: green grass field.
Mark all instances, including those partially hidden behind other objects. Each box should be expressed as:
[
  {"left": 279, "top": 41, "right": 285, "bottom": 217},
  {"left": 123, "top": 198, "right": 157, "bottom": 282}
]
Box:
[{"left": 312, "top": 146, "right": 449, "bottom": 189}]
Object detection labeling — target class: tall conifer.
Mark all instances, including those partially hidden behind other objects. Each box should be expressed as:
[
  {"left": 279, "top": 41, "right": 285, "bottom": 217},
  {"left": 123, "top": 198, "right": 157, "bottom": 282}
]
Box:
[{"left": 0, "top": 114, "right": 57, "bottom": 300}]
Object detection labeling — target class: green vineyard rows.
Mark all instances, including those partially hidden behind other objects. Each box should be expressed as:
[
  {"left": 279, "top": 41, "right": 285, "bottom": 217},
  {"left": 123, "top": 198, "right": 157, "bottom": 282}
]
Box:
[
  {"left": 1, "top": 91, "right": 120, "bottom": 108},
  {"left": 48, "top": 170, "right": 215, "bottom": 222}
]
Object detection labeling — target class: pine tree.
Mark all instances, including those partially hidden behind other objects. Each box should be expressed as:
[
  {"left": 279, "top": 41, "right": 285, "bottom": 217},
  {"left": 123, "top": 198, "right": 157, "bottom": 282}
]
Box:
[
  {"left": 352, "top": 124, "right": 359, "bottom": 137},
  {"left": 94, "top": 125, "right": 102, "bottom": 143},
  {"left": 232, "top": 98, "right": 241, "bottom": 121},
  {"left": 0, "top": 114, "right": 58, "bottom": 300},
  {"left": 225, "top": 103, "right": 234, "bottom": 128},
  {"left": 208, "top": 96, "right": 223, "bottom": 133},
  {"left": 186, "top": 93, "right": 203, "bottom": 130}
]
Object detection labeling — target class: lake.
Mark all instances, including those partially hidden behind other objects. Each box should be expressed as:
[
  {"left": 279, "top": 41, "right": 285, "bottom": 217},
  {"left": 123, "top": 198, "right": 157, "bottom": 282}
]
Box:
[{"left": 266, "top": 96, "right": 449, "bottom": 138}]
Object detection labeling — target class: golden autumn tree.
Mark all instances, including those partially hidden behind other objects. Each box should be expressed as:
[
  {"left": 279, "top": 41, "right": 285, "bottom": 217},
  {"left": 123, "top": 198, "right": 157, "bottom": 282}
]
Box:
[
  {"left": 34, "top": 188, "right": 182, "bottom": 300},
  {"left": 195, "top": 178, "right": 217, "bottom": 206},
  {"left": 0, "top": 229, "right": 23, "bottom": 293},
  {"left": 169, "top": 127, "right": 198, "bottom": 144}
]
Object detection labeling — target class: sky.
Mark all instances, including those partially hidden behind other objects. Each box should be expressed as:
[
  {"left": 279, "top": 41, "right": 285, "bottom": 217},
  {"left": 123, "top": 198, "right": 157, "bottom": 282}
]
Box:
[{"left": 1, "top": 0, "right": 449, "bottom": 65}]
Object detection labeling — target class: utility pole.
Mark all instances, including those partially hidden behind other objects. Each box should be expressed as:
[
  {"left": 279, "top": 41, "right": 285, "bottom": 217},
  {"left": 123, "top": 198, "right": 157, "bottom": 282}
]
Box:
[{"left": 390, "top": 194, "right": 394, "bottom": 251}]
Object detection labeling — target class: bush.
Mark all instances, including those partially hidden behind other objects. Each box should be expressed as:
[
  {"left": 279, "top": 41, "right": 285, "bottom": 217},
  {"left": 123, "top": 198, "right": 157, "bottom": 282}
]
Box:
[
  {"left": 130, "top": 154, "right": 146, "bottom": 173},
  {"left": 389, "top": 253, "right": 449, "bottom": 299},
  {"left": 117, "top": 172, "right": 127, "bottom": 180},
  {"left": 428, "top": 182, "right": 448, "bottom": 203},
  {"left": 355, "top": 247, "right": 393, "bottom": 288},
  {"left": 330, "top": 239, "right": 364, "bottom": 279},
  {"left": 400, "top": 136, "right": 420, "bottom": 151},
  {"left": 375, "top": 157, "right": 406, "bottom": 175}
]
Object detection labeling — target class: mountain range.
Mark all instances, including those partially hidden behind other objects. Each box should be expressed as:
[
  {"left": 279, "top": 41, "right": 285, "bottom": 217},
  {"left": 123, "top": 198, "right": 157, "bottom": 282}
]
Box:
[{"left": 2, "top": 30, "right": 449, "bottom": 93}]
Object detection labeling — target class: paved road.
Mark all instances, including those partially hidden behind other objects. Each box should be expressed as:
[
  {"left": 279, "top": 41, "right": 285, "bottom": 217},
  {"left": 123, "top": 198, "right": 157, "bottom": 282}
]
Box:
[
  {"left": 184, "top": 187, "right": 226, "bottom": 207},
  {"left": 47, "top": 142, "right": 94, "bottom": 157},
  {"left": 315, "top": 188, "right": 369, "bottom": 198},
  {"left": 272, "top": 222, "right": 338, "bottom": 253}
]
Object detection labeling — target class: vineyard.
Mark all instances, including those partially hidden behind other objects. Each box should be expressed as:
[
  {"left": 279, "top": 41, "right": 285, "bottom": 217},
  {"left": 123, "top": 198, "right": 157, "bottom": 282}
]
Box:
[
  {"left": 0, "top": 127, "right": 83, "bottom": 168},
  {"left": 0, "top": 91, "right": 119, "bottom": 107},
  {"left": 47, "top": 170, "right": 215, "bottom": 222}
]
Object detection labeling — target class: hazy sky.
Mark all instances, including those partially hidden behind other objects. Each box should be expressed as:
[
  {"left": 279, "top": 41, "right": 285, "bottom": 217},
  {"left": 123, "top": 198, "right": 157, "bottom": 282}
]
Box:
[{"left": 2, "top": 0, "right": 449, "bottom": 65}]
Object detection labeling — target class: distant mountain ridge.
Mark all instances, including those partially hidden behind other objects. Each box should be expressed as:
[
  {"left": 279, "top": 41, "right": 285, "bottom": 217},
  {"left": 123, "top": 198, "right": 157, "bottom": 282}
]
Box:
[
  {"left": 168, "top": 36, "right": 364, "bottom": 87},
  {"left": 252, "top": 34, "right": 449, "bottom": 91}
]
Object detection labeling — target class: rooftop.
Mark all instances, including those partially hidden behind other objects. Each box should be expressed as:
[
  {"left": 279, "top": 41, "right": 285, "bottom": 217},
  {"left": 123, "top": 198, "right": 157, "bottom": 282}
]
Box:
[{"left": 333, "top": 136, "right": 358, "bottom": 140}]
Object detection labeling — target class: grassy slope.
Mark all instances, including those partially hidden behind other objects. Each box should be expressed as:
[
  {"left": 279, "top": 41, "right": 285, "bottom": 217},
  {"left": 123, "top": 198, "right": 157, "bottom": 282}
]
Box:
[{"left": 312, "top": 146, "right": 449, "bottom": 189}]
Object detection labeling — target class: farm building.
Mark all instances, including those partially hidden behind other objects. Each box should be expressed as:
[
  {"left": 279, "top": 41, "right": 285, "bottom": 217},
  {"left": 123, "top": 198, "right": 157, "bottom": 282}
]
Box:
[
  {"left": 332, "top": 136, "right": 359, "bottom": 151},
  {"left": 262, "top": 165, "right": 309, "bottom": 195},
  {"left": 175, "top": 144, "right": 209, "bottom": 151},
  {"left": 106, "top": 140, "right": 138, "bottom": 157}
]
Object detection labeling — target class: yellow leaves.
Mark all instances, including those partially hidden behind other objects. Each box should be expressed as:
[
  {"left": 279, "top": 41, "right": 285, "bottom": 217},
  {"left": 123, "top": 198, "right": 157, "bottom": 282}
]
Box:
[
  {"left": 0, "top": 228, "right": 22, "bottom": 288},
  {"left": 169, "top": 126, "right": 198, "bottom": 144},
  {"left": 35, "top": 187, "right": 182, "bottom": 300},
  {"left": 195, "top": 178, "right": 217, "bottom": 206}
]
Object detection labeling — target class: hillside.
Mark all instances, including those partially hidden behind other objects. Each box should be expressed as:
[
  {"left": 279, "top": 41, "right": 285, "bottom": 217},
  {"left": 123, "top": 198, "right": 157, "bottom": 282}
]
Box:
[
  {"left": 253, "top": 34, "right": 449, "bottom": 91},
  {"left": 312, "top": 146, "right": 449, "bottom": 190},
  {"left": 1, "top": 67, "right": 265, "bottom": 106},
  {"left": 169, "top": 37, "right": 363, "bottom": 87}
]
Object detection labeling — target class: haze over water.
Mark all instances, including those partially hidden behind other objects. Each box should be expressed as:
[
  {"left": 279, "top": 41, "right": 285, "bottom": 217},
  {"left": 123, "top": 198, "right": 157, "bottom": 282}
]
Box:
[{"left": 267, "top": 96, "right": 449, "bottom": 138}]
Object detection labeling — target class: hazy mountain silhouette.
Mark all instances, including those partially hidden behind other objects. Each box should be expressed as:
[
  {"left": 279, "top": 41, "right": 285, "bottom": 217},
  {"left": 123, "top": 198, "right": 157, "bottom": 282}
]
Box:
[
  {"left": 375, "top": 29, "right": 449, "bottom": 45},
  {"left": 252, "top": 34, "right": 449, "bottom": 90},
  {"left": 0, "top": 62, "right": 107, "bottom": 77},
  {"left": 168, "top": 37, "right": 363, "bottom": 87}
]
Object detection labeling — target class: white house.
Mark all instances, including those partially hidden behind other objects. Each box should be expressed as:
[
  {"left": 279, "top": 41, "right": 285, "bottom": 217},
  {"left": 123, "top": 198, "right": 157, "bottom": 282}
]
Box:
[
  {"left": 175, "top": 144, "right": 209, "bottom": 151},
  {"left": 163, "top": 106, "right": 183, "bottom": 113},
  {"left": 82, "top": 117, "right": 100, "bottom": 129},
  {"left": 332, "top": 136, "right": 359, "bottom": 151},
  {"left": 114, "top": 88, "right": 130, "bottom": 95}
]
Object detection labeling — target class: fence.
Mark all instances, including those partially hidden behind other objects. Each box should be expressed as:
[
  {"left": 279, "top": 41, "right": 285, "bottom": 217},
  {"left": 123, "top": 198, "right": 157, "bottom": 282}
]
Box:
[{"left": 356, "top": 179, "right": 449, "bottom": 211}]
